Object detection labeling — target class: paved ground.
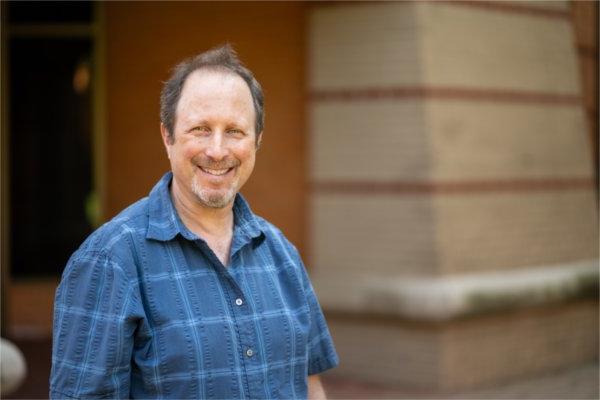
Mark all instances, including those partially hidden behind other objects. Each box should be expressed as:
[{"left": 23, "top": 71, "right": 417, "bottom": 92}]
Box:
[
  {"left": 322, "top": 362, "right": 599, "bottom": 399},
  {"left": 3, "top": 338, "right": 598, "bottom": 399}
]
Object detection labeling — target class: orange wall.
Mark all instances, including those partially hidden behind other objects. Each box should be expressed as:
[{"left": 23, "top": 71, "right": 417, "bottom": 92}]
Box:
[
  {"left": 104, "top": 2, "right": 307, "bottom": 253},
  {"left": 571, "top": 1, "right": 598, "bottom": 185}
]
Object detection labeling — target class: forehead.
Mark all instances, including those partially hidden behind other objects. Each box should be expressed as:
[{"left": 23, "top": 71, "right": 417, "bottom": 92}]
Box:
[{"left": 176, "top": 69, "right": 254, "bottom": 123}]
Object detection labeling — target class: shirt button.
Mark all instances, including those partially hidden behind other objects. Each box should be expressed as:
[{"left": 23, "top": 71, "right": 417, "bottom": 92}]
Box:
[
  {"left": 235, "top": 298, "right": 243, "bottom": 306},
  {"left": 246, "top": 348, "right": 254, "bottom": 357}
]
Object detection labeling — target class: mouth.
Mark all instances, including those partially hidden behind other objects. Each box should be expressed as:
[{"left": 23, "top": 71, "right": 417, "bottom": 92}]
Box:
[{"left": 198, "top": 166, "right": 234, "bottom": 177}]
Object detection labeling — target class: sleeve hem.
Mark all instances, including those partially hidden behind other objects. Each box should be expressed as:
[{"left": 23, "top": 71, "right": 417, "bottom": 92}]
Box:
[{"left": 308, "top": 352, "right": 340, "bottom": 375}]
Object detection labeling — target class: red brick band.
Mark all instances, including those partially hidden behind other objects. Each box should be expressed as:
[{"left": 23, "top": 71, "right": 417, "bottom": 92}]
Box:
[
  {"left": 312, "top": 178, "right": 595, "bottom": 195},
  {"left": 310, "top": 87, "right": 582, "bottom": 105}
]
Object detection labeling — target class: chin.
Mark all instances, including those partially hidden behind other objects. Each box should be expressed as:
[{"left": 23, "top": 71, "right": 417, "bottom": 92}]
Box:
[
  {"left": 192, "top": 180, "right": 237, "bottom": 209},
  {"left": 200, "top": 195, "right": 233, "bottom": 209}
]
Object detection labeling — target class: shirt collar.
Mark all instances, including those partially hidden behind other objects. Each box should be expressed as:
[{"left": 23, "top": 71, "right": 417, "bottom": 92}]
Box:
[
  {"left": 231, "top": 189, "right": 265, "bottom": 252},
  {"left": 146, "top": 172, "right": 264, "bottom": 246}
]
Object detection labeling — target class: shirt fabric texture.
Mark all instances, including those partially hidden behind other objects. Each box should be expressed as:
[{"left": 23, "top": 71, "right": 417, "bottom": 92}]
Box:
[{"left": 50, "top": 172, "right": 338, "bottom": 399}]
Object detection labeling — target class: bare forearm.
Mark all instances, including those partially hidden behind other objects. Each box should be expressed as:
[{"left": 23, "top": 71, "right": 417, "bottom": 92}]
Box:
[{"left": 308, "top": 375, "right": 327, "bottom": 400}]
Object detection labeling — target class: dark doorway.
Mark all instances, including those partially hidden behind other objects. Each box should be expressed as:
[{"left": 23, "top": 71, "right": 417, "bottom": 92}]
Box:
[{"left": 7, "top": 1, "right": 95, "bottom": 280}]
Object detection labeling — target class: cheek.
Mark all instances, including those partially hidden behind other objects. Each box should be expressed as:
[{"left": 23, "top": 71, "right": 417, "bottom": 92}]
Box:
[
  {"left": 183, "top": 148, "right": 199, "bottom": 160},
  {"left": 168, "top": 146, "right": 200, "bottom": 175},
  {"left": 173, "top": 142, "right": 201, "bottom": 161},
  {"left": 239, "top": 148, "right": 256, "bottom": 169}
]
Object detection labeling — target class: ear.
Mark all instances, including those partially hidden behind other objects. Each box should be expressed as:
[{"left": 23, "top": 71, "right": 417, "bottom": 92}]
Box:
[
  {"left": 160, "top": 123, "right": 173, "bottom": 158},
  {"left": 256, "top": 131, "right": 263, "bottom": 150}
]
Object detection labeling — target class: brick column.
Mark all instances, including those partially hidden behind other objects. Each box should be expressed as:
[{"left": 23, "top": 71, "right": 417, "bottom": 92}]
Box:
[{"left": 308, "top": 1, "right": 598, "bottom": 390}]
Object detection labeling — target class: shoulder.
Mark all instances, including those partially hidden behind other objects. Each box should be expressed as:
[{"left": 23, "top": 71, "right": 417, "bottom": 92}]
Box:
[
  {"left": 81, "top": 196, "right": 150, "bottom": 253},
  {"left": 252, "top": 215, "right": 305, "bottom": 269},
  {"left": 254, "top": 216, "right": 296, "bottom": 250},
  {"left": 64, "top": 197, "right": 150, "bottom": 280},
  {"left": 249, "top": 215, "right": 315, "bottom": 298}
]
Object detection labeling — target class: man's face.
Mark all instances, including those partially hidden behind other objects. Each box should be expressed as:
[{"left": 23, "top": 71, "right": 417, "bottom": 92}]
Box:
[{"left": 162, "top": 69, "right": 260, "bottom": 209}]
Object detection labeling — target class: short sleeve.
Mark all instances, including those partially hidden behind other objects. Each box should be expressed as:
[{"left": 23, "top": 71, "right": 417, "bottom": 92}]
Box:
[
  {"left": 292, "top": 248, "right": 339, "bottom": 375},
  {"left": 50, "top": 251, "right": 142, "bottom": 399}
]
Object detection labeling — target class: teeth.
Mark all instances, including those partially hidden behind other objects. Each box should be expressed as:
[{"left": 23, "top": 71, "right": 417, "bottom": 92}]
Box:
[{"left": 201, "top": 167, "right": 230, "bottom": 176}]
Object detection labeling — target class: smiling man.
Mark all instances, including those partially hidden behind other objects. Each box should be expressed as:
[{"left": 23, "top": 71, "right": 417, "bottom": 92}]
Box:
[{"left": 50, "top": 45, "right": 338, "bottom": 399}]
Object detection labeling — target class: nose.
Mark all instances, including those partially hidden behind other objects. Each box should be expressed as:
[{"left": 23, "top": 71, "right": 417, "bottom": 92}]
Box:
[{"left": 204, "top": 132, "right": 228, "bottom": 160}]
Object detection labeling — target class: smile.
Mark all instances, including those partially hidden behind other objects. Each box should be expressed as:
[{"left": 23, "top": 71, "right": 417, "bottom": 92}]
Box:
[{"left": 199, "top": 166, "right": 233, "bottom": 176}]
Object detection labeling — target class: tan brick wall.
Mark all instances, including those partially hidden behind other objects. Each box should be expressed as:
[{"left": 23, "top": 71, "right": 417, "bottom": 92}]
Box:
[
  {"left": 440, "top": 300, "right": 599, "bottom": 390},
  {"left": 435, "top": 190, "right": 598, "bottom": 274},
  {"left": 312, "top": 194, "right": 438, "bottom": 276},
  {"left": 326, "top": 300, "right": 598, "bottom": 390},
  {"left": 308, "top": 0, "right": 596, "bottom": 278},
  {"left": 326, "top": 315, "right": 442, "bottom": 388},
  {"left": 427, "top": 101, "right": 592, "bottom": 181},
  {"left": 311, "top": 100, "right": 593, "bottom": 182},
  {"left": 310, "top": 100, "right": 429, "bottom": 181},
  {"left": 417, "top": 2, "right": 579, "bottom": 93},
  {"left": 309, "top": 2, "right": 420, "bottom": 89},
  {"left": 506, "top": 1, "right": 570, "bottom": 10}
]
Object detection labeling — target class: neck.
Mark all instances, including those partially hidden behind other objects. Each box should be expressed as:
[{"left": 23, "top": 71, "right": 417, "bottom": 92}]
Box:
[{"left": 170, "top": 179, "right": 234, "bottom": 239}]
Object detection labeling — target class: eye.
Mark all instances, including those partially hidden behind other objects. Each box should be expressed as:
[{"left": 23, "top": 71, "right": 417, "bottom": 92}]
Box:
[
  {"left": 226, "top": 128, "right": 245, "bottom": 137},
  {"left": 189, "top": 126, "right": 211, "bottom": 135}
]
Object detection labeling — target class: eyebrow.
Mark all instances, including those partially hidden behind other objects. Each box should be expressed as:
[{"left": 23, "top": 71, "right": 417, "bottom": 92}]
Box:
[{"left": 183, "top": 118, "right": 209, "bottom": 130}]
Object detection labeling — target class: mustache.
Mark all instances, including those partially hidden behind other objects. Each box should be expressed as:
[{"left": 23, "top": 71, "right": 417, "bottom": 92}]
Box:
[{"left": 193, "top": 155, "right": 240, "bottom": 170}]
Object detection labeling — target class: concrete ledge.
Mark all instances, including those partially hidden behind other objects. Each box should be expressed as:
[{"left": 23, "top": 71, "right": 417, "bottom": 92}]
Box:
[{"left": 314, "top": 259, "right": 599, "bottom": 321}]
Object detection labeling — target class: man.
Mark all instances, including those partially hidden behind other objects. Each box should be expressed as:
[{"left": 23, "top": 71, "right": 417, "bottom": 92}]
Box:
[{"left": 50, "top": 44, "right": 338, "bottom": 399}]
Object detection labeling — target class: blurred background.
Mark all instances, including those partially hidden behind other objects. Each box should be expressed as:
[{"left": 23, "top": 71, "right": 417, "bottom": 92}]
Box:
[{"left": 0, "top": 1, "right": 598, "bottom": 398}]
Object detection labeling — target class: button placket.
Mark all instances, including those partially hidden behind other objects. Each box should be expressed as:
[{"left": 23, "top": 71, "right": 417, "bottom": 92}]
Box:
[{"left": 226, "top": 262, "right": 261, "bottom": 397}]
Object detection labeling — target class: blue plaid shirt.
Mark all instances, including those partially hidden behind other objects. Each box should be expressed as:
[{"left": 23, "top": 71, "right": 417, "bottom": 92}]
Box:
[{"left": 50, "top": 172, "right": 338, "bottom": 399}]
